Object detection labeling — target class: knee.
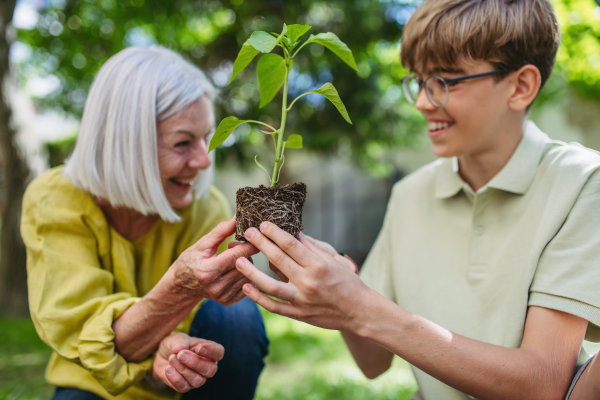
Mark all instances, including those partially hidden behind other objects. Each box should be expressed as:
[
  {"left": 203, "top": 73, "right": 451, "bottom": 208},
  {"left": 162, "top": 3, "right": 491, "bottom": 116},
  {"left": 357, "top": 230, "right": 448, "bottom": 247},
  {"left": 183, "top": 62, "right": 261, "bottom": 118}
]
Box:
[
  {"left": 234, "top": 298, "right": 269, "bottom": 347},
  {"left": 192, "top": 297, "right": 268, "bottom": 352}
]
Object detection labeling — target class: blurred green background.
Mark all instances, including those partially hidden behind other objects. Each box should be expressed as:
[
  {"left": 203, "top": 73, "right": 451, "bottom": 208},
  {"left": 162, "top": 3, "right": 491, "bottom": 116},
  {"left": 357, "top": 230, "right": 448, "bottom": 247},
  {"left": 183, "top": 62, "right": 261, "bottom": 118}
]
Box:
[
  {"left": 1, "top": 0, "right": 600, "bottom": 398},
  {"left": 0, "top": 310, "right": 418, "bottom": 400}
]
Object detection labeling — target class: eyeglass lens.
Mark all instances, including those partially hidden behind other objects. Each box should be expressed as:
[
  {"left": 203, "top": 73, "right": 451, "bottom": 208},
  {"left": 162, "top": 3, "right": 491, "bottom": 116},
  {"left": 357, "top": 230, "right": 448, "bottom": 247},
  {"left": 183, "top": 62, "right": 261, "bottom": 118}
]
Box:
[{"left": 402, "top": 76, "right": 449, "bottom": 107}]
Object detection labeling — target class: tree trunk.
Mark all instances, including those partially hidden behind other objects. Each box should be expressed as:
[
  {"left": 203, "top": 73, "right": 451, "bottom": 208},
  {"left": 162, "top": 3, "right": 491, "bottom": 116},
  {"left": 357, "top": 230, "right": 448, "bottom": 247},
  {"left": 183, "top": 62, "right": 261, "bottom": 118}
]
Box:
[{"left": 0, "top": 0, "right": 31, "bottom": 316}]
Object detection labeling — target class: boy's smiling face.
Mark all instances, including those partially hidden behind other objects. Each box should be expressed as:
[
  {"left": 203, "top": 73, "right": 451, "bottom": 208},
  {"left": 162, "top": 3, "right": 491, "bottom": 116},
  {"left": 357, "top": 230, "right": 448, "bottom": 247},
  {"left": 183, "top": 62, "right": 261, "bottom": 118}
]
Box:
[{"left": 415, "top": 60, "right": 516, "bottom": 159}]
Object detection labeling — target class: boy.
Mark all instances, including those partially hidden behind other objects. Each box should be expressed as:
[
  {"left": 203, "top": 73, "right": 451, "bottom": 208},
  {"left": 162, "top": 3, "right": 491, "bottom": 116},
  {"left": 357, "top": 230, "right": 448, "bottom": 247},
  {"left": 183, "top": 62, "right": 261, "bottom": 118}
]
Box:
[{"left": 233, "top": 0, "right": 600, "bottom": 399}]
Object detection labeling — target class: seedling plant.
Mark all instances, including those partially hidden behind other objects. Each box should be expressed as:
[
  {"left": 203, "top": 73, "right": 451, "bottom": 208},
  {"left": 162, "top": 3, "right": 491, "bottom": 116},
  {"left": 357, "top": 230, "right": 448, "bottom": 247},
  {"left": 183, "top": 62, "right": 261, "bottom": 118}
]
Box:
[{"left": 208, "top": 23, "right": 357, "bottom": 186}]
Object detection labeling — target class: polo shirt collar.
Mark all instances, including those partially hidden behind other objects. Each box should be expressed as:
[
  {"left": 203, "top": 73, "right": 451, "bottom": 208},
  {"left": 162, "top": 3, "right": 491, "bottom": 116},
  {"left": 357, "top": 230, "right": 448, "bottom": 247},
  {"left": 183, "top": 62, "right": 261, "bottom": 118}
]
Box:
[{"left": 435, "top": 121, "right": 550, "bottom": 199}]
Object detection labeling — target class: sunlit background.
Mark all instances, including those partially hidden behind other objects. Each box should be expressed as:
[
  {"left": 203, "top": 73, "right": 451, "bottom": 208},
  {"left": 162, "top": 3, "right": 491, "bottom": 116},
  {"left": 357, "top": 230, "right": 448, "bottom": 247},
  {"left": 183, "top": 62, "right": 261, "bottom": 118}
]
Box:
[{"left": 1, "top": 0, "right": 599, "bottom": 398}]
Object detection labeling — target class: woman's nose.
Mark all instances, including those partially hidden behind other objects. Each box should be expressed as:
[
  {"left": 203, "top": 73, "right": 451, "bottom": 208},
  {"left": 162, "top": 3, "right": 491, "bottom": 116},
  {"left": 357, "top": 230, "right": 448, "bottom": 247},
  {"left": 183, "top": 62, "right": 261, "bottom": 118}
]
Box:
[{"left": 188, "top": 140, "right": 211, "bottom": 169}]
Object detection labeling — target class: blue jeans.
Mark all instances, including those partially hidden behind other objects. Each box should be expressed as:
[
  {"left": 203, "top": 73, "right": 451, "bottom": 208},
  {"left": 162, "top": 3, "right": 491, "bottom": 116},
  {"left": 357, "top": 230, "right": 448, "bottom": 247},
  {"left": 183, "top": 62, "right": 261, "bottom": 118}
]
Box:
[{"left": 53, "top": 297, "right": 269, "bottom": 400}]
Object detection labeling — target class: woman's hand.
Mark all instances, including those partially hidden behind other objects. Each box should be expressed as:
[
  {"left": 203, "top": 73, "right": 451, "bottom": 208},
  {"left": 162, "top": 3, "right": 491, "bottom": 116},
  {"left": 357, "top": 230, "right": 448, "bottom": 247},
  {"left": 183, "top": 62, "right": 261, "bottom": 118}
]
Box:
[
  {"left": 172, "top": 218, "right": 259, "bottom": 306},
  {"left": 234, "top": 222, "right": 370, "bottom": 332},
  {"left": 149, "top": 332, "right": 224, "bottom": 392}
]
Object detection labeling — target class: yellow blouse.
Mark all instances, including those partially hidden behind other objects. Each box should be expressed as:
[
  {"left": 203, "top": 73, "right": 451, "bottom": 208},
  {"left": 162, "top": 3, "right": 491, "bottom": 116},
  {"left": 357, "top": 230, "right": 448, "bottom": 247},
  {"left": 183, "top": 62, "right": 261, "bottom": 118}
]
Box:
[{"left": 21, "top": 167, "right": 232, "bottom": 399}]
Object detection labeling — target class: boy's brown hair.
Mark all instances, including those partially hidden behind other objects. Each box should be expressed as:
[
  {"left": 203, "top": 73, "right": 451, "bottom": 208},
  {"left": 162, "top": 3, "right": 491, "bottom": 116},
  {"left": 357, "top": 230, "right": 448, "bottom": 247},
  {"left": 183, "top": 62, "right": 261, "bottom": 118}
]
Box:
[{"left": 400, "top": 0, "right": 560, "bottom": 91}]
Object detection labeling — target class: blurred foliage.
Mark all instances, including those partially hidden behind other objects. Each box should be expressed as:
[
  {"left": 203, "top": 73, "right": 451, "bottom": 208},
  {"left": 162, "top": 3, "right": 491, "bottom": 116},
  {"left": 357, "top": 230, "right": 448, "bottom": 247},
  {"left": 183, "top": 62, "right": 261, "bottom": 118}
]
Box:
[
  {"left": 552, "top": 0, "right": 600, "bottom": 102},
  {"left": 15, "top": 0, "right": 425, "bottom": 177},
  {"left": 46, "top": 134, "right": 77, "bottom": 167},
  {"left": 0, "top": 311, "right": 417, "bottom": 400},
  {"left": 13, "top": 0, "right": 600, "bottom": 176}
]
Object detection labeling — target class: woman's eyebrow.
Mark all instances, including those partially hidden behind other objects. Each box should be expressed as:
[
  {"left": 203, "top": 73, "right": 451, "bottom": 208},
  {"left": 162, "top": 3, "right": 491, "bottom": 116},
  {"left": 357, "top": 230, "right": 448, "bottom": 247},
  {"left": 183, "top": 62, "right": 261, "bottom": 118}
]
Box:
[{"left": 170, "top": 130, "right": 196, "bottom": 138}]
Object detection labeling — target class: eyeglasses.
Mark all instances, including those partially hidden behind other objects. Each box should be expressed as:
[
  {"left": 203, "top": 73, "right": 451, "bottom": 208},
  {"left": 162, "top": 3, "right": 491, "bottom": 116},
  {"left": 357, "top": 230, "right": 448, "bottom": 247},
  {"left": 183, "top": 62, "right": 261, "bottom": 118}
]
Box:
[{"left": 401, "top": 70, "right": 509, "bottom": 108}]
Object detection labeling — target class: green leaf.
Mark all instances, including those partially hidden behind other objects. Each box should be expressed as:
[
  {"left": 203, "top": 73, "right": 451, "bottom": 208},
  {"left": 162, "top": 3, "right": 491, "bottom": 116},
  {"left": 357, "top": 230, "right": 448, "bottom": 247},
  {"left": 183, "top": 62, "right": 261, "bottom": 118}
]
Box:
[
  {"left": 257, "top": 54, "right": 286, "bottom": 108},
  {"left": 285, "top": 23, "right": 311, "bottom": 44},
  {"left": 229, "top": 39, "right": 260, "bottom": 84},
  {"left": 254, "top": 156, "right": 272, "bottom": 185},
  {"left": 305, "top": 33, "right": 358, "bottom": 71},
  {"left": 282, "top": 36, "right": 293, "bottom": 49},
  {"left": 308, "top": 83, "right": 352, "bottom": 124},
  {"left": 285, "top": 134, "right": 303, "bottom": 149},
  {"left": 250, "top": 24, "right": 287, "bottom": 53},
  {"left": 208, "top": 116, "right": 248, "bottom": 153}
]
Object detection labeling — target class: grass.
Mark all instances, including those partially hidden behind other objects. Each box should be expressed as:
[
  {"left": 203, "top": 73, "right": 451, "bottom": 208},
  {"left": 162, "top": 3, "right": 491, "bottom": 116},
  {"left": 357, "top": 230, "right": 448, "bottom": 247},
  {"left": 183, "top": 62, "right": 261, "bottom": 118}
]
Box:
[
  {"left": 0, "top": 317, "right": 54, "bottom": 400},
  {"left": 0, "top": 311, "right": 417, "bottom": 400}
]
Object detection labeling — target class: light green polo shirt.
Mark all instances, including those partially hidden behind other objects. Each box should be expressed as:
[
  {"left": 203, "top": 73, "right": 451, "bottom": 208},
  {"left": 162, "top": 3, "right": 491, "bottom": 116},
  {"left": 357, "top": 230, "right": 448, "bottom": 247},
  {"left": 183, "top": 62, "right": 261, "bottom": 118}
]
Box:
[{"left": 360, "top": 121, "right": 600, "bottom": 400}]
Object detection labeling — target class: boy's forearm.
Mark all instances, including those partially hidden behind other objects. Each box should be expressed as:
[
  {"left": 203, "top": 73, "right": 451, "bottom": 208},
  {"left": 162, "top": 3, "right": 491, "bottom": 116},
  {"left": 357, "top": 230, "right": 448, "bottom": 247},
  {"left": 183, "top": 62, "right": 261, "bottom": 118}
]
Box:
[
  {"left": 351, "top": 294, "right": 581, "bottom": 400},
  {"left": 341, "top": 331, "right": 393, "bottom": 378},
  {"left": 113, "top": 268, "right": 201, "bottom": 362}
]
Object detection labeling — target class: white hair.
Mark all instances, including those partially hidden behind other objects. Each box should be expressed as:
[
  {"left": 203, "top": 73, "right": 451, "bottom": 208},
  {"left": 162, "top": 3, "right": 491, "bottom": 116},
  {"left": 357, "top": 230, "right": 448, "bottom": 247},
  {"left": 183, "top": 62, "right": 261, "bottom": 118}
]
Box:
[{"left": 63, "top": 46, "right": 216, "bottom": 223}]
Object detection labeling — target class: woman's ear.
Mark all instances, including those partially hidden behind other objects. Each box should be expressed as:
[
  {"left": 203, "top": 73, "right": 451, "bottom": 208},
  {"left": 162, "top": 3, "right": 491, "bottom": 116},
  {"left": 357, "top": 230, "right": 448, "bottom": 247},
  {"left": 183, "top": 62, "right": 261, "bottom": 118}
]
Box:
[{"left": 508, "top": 64, "right": 542, "bottom": 112}]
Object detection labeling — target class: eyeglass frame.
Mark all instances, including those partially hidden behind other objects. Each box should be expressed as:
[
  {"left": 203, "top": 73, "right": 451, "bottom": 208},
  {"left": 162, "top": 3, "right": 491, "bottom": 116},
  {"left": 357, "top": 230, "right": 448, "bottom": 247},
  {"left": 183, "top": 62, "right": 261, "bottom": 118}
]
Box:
[{"left": 401, "top": 69, "right": 511, "bottom": 108}]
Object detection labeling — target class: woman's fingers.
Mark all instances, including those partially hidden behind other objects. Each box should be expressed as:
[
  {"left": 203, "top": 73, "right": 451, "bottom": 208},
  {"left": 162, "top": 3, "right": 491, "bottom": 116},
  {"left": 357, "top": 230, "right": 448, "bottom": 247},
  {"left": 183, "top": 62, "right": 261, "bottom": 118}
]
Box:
[
  {"left": 193, "top": 219, "right": 237, "bottom": 252},
  {"left": 177, "top": 350, "right": 218, "bottom": 378},
  {"left": 192, "top": 341, "right": 225, "bottom": 362},
  {"left": 243, "top": 283, "right": 299, "bottom": 320},
  {"left": 169, "top": 354, "right": 207, "bottom": 389},
  {"left": 220, "top": 276, "right": 251, "bottom": 306},
  {"left": 215, "top": 242, "right": 259, "bottom": 272},
  {"left": 167, "top": 332, "right": 191, "bottom": 355},
  {"left": 236, "top": 257, "right": 296, "bottom": 301},
  {"left": 164, "top": 363, "right": 191, "bottom": 392}
]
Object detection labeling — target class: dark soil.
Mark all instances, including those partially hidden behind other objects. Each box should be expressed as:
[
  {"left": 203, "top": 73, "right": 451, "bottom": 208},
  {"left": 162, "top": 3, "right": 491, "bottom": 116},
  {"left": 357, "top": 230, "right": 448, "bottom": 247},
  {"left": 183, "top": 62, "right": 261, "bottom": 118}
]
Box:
[{"left": 235, "top": 182, "right": 307, "bottom": 241}]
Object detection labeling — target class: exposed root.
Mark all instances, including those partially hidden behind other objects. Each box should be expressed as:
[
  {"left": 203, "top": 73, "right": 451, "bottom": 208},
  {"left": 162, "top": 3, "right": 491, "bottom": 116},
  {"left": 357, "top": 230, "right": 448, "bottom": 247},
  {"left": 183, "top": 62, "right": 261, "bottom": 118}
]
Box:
[{"left": 235, "top": 182, "right": 307, "bottom": 241}]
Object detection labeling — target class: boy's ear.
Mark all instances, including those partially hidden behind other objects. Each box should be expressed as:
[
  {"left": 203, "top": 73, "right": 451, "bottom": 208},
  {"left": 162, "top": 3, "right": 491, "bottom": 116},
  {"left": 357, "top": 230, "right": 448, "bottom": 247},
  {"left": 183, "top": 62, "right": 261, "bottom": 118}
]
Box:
[{"left": 508, "top": 65, "right": 541, "bottom": 112}]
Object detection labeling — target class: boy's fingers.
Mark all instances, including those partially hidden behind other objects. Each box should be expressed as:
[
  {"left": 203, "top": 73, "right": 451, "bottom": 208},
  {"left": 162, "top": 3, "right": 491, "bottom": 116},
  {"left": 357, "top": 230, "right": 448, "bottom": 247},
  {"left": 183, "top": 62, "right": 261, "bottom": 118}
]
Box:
[
  {"left": 236, "top": 257, "right": 295, "bottom": 301},
  {"left": 269, "top": 262, "right": 289, "bottom": 282},
  {"left": 300, "top": 233, "right": 337, "bottom": 255},
  {"left": 258, "top": 223, "right": 323, "bottom": 268},
  {"left": 243, "top": 227, "right": 303, "bottom": 278},
  {"left": 243, "top": 283, "right": 299, "bottom": 320},
  {"left": 300, "top": 235, "right": 357, "bottom": 273},
  {"left": 299, "top": 234, "right": 335, "bottom": 260}
]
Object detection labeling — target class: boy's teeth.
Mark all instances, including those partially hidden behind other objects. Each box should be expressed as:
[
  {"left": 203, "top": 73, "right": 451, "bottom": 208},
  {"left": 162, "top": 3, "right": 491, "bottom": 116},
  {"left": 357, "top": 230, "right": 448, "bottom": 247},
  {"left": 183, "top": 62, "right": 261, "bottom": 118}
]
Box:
[{"left": 429, "top": 122, "right": 451, "bottom": 131}]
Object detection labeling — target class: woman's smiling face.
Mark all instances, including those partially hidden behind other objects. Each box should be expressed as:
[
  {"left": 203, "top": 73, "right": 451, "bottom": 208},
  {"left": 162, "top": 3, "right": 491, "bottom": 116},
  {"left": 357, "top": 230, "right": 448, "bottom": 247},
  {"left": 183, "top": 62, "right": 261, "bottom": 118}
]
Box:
[{"left": 156, "top": 96, "right": 214, "bottom": 210}]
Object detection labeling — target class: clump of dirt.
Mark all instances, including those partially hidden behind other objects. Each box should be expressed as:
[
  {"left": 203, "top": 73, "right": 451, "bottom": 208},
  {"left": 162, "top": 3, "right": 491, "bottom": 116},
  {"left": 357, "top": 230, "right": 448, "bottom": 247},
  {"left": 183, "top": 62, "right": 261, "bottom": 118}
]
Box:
[{"left": 235, "top": 182, "right": 307, "bottom": 241}]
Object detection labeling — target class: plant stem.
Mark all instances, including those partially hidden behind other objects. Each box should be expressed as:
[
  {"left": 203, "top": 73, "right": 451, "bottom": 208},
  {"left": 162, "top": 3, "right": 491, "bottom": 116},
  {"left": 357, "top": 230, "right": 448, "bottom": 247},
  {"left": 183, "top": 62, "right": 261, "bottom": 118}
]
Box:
[
  {"left": 271, "top": 55, "right": 292, "bottom": 186},
  {"left": 245, "top": 120, "right": 277, "bottom": 133}
]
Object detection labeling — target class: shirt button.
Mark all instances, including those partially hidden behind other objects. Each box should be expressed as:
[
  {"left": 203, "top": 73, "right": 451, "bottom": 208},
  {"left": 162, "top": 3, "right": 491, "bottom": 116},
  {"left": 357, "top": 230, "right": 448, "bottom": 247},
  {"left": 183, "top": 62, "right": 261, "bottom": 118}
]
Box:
[{"left": 474, "top": 226, "right": 485, "bottom": 236}]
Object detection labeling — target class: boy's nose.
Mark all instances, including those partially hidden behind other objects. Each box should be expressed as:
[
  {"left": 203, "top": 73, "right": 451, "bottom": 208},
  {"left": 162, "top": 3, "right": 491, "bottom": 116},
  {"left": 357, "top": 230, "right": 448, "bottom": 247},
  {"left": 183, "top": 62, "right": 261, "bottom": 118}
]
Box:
[{"left": 415, "top": 88, "right": 437, "bottom": 112}]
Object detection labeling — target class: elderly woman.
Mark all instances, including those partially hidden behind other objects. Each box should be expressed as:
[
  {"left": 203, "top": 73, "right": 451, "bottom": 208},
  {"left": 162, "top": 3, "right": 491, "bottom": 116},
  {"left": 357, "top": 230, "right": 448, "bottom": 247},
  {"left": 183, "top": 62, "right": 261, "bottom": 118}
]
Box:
[{"left": 21, "top": 46, "right": 268, "bottom": 400}]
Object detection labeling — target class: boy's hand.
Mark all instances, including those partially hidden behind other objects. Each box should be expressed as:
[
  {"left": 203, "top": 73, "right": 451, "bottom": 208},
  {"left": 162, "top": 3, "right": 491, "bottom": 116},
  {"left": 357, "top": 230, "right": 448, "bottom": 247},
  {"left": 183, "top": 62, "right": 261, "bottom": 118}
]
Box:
[
  {"left": 234, "top": 222, "right": 369, "bottom": 332},
  {"left": 267, "top": 233, "right": 357, "bottom": 283},
  {"left": 150, "top": 332, "right": 224, "bottom": 393}
]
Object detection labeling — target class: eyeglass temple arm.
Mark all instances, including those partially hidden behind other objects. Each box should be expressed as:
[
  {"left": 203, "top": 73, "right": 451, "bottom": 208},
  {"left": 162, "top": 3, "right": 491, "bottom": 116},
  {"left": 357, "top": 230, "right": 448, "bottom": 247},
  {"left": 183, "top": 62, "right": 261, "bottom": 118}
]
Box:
[{"left": 444, "top": 70, "right": 508, "bottom": 84}]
